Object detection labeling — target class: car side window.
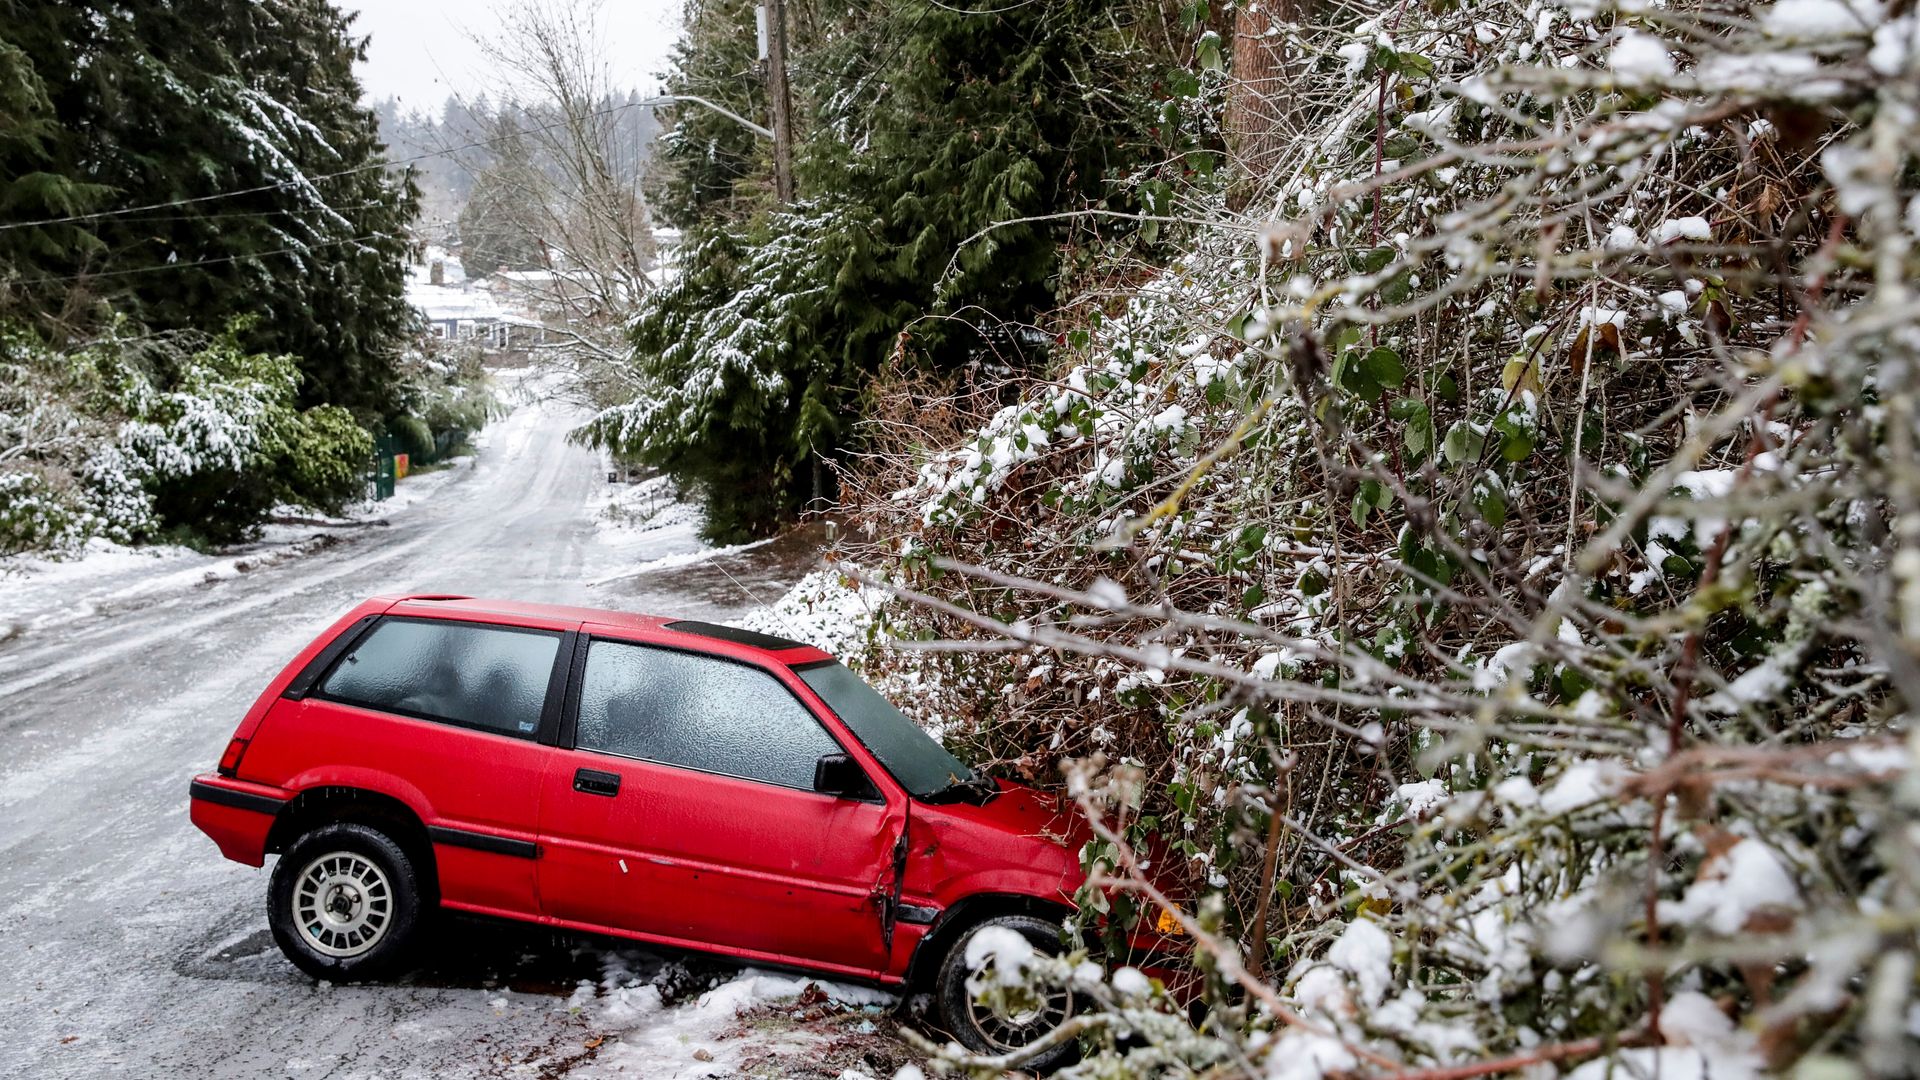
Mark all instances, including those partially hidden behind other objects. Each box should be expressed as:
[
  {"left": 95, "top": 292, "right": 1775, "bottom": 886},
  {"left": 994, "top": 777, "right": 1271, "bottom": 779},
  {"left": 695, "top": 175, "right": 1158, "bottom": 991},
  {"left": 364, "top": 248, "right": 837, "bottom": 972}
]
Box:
[
  {"left": 576, "top": 641, "right": 841, "bottom": 790},
  {"left": 318, "top": 618, "right": 560, "bottom": 738}
]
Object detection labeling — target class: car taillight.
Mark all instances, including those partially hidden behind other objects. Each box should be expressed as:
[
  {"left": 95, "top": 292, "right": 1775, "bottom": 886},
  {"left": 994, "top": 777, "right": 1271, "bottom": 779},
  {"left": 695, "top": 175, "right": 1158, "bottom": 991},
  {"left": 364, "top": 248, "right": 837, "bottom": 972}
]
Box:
[{"left": 217, "top": 738, "right": 248, "bottom": 777}]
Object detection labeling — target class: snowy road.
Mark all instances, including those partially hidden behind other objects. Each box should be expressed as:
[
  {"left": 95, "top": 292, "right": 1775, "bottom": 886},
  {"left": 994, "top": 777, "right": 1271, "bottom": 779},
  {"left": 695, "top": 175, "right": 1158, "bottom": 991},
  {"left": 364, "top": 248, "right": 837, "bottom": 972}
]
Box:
[{"left": 0, "top": 393, "right": 888, "bottom": 1079}]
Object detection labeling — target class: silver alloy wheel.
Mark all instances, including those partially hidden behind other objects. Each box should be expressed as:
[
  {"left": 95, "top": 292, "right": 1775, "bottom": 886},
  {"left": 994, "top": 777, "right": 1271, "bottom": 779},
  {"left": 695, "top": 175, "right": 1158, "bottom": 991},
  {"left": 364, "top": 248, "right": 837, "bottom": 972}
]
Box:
[
  {"left": 962, "top": 936, "right": 1074, "bottom": 1052},
  {"left": 291, "top": 851, "right": 394, "bottom": 958}
]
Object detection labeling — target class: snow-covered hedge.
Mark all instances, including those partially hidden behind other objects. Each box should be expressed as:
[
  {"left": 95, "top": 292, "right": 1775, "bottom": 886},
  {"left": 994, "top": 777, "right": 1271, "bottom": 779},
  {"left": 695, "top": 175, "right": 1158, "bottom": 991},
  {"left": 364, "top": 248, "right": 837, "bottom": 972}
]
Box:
[
  {"left": 0, "top": 323, "right": 372, "bottom": 554},
  {"left": 826, "top": 0, "right": 1920, "bottom": 1074}
]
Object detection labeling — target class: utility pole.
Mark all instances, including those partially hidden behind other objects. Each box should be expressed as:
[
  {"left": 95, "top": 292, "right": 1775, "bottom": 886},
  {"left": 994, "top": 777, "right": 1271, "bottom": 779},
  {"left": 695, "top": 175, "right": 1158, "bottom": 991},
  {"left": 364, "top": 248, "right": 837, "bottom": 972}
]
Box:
[
  {"left": 761, "top": 0, "right": 796, "bottom": 203},
  {"left": 759, "top": 0, "right": 815, "bottom": 504}
]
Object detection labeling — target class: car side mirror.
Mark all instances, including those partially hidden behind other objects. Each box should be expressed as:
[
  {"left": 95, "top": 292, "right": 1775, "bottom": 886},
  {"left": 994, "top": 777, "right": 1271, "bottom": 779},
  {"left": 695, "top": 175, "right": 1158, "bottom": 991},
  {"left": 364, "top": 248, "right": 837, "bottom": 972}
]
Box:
[{"left": 813, "top": 752, "right": 872, "bottom": 799}]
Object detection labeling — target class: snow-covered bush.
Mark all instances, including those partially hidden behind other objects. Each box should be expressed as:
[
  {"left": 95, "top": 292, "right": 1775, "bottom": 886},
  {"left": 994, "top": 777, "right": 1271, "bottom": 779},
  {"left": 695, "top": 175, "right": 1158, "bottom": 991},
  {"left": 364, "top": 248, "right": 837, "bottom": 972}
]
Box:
[
  {"left": 392, "top": 336, "right": 501, "bottom": 464},
  {"left": 0, "top": 322, "right": 373, "bottom": 553},
  {"left": 826, "top": 0, "right": 1920, "bottom": 1074}
]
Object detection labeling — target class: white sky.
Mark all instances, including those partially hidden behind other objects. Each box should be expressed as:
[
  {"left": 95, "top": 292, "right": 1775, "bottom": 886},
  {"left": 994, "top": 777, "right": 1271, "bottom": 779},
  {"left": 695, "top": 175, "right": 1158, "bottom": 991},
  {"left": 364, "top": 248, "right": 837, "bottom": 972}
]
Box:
[{"left": 341, "top": 0, "right": 684, "bottom": 109}]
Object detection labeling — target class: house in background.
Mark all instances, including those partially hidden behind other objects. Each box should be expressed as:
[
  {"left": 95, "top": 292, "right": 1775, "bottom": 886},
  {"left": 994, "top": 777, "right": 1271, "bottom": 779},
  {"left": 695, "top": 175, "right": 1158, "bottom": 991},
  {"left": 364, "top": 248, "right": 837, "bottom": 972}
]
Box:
[{"left": 406, "top": 245, "right": 550, "bottom": 352}]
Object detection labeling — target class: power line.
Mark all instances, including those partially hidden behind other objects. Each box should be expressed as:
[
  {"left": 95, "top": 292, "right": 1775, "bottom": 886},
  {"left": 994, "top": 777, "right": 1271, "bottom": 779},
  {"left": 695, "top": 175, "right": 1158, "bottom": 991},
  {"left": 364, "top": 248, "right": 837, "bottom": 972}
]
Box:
[
  {"left": 103, "top": 200, "right": 392, "bottom": 229},
  {"left": 0, "top": 95, "right": 764, "bottom": 236},
  {"left": 6, "top": 231, "right": 404, "bottom": 289}
]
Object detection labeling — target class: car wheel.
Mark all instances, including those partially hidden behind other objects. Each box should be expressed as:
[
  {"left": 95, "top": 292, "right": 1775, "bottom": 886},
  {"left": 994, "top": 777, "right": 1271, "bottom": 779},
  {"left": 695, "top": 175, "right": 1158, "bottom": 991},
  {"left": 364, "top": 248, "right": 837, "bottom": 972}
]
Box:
[
  {"left": 268, "top": 822, "right": 422, "bottom": 982},
  {"left": 934, "top": 914, "right": 1077, "bottom": 1071}
]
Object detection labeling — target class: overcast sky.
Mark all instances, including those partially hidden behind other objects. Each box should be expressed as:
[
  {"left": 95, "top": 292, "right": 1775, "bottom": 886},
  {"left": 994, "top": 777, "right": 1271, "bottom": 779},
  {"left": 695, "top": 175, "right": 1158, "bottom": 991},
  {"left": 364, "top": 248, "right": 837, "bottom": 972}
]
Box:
[{"left": 341, "top": 0, "right": 684, "bottom": 110}]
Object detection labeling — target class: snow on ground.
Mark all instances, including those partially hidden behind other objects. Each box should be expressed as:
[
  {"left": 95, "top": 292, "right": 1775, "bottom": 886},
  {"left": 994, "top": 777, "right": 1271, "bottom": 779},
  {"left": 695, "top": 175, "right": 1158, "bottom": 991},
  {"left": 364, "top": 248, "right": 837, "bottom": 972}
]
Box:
[
  {"left": 579, "top": 470, "right": 788, "bottom": 589},
  {"left": 589, "top": 538, "right": 779, "bottom": 586},
  {"left": 564, "top": 957, "right": 901, "bottom": 1078},
  {"left": 590, "top": 473, "right": 704, "bottom": 537},
  {"left": 583, "top": 474, "right": 782, "bottom": 587},
  {"left": 0, "top": 464, "right": 471, "bottom": 643},
  {"left": 0, "top": 370, "right": 545, "bottom": 641}
]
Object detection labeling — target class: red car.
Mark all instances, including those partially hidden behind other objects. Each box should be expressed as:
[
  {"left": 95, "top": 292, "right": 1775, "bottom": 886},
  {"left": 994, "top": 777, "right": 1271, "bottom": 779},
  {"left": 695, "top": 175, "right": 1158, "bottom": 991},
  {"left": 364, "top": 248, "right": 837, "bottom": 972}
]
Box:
[{"left": 190, "top": 594, "right": 1135, "bottom": 1062}]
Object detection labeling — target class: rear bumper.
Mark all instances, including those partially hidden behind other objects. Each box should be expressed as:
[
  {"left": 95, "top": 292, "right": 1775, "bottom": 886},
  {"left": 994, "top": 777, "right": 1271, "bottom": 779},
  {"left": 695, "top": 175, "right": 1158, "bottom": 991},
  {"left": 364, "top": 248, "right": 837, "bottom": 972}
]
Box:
[{"left": 189, "top": 775, "right": 288, "bottom": 867}]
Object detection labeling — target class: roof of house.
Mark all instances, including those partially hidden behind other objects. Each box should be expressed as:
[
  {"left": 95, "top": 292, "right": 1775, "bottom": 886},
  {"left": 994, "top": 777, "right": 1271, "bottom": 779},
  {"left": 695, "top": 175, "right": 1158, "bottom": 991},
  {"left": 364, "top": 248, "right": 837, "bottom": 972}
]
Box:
[{"left": 405, "top": 281, "right": 507, "bottom": 323}]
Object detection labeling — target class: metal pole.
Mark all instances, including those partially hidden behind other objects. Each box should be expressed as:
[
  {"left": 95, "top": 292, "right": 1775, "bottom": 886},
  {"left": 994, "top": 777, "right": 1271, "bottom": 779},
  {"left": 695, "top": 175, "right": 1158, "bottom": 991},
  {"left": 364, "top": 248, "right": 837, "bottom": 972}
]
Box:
[{"left": 640, "top": 95, "right": 772, "bottom": 141}]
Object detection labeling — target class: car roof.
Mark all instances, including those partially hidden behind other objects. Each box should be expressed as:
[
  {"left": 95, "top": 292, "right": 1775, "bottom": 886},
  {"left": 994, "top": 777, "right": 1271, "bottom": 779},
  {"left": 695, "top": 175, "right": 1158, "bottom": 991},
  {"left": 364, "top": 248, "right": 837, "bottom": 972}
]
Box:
[{"left": 372, "top": 594, "right": 832, "bottom": 663}]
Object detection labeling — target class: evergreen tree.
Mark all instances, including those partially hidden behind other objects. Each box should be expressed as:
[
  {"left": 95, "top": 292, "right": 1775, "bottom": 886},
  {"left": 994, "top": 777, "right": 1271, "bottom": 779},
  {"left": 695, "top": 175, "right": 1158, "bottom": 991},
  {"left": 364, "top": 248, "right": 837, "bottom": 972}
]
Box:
[
  {"left": 0, "top": 0, "right": 418, "bottom": 416},
  {"left": 584, "top": 0, "right": 1173, "bottom": 540},
  {"left": 644, "top": 0, "right": 767, "bottom": 228}
]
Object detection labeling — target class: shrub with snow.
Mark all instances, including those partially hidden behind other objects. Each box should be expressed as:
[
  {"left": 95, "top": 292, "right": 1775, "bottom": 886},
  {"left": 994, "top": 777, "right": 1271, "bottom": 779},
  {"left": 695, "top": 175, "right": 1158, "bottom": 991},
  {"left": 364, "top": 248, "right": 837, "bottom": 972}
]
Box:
[
  {"left": 0, "top": 322, "right": 373, "bottom": 554},
  {"left": 820, "top": 0, "right": 1920, "bottom": 1074}
]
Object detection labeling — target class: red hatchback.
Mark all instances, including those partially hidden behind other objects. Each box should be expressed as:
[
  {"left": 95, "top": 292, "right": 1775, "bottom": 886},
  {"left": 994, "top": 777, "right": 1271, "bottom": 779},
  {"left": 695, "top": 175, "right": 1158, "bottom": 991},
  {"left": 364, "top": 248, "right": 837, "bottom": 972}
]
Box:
[{"left": 190, "top": 594, "right": 1125, "bottom": 1062}]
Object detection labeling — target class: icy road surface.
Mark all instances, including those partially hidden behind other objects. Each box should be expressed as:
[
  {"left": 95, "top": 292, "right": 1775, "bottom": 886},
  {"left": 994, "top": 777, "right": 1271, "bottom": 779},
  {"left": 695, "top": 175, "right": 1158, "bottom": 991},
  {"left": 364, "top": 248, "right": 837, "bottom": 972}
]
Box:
[{"left": 0, "top": 392, "right": 898, "bottom": 1079}]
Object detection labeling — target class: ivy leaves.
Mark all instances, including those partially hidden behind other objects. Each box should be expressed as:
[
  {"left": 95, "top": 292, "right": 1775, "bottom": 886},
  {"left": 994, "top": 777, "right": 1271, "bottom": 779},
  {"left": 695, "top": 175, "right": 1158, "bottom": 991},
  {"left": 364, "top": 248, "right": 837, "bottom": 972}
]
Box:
[
  {"left": 1329, "top": 323, "right": 1408, "bottom": 402},
  {"left": 1390, "top": 396, "right": 1435, "bottom": 458}
]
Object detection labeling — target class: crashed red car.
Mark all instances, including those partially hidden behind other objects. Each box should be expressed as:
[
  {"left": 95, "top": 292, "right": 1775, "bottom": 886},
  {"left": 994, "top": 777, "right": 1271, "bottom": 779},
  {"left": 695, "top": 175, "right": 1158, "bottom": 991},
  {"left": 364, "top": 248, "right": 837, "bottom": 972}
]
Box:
[{"left": 190, "top": 594, "right": 1172, "bottom": 1061}]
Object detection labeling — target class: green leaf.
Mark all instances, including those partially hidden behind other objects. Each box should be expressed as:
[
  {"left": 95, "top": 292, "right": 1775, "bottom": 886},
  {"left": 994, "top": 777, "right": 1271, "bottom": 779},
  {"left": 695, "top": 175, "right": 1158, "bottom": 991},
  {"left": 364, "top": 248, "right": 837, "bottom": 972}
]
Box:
[
  {"left": 1383, "top": 134, "right": 1423, "bottom": 159},
  {"left": 1394, "top": 398, "right": 1434, "bottom": 458},
  {"left": 1380, "top": 269, "right": 1414, "bottom": 305},
  {"left": 1353, "top": 479, "right": 1393, "bottom": 527},
  {"left": 1442, "top": 421, "right": 1485, "bottom": 466},
  {"left": 1495, "top": 413, "right": 1536, "bottom": 461},
  {"left": 1352, "top": 246, "right": 1396, "bottom": 274},
  {"left": 1197, "top": 31, "right": 1224, "bottom": 72},
  {"left": 1477, "top": 488, "right": 1506, "bottom": 528},
  {"left": 1242, "top": 583, "right": 1267, "bottom": 610},
  {"left": 1364, "top": 347, "right": 1406, "bottom": 388},
  {"left": 1394, "top": 52, "right": 1435, "bottom": 79},
  {"left": 1557, "top": 665, "right": 1592, "bottom": 701}
]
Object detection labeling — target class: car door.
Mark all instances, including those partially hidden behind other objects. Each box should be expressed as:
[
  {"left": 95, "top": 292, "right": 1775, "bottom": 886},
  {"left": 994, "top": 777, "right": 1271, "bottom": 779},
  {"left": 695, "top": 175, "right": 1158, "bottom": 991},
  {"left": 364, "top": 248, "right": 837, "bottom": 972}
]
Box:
[
  {"left": 269, "top": 615, "right": 573, "bottom": 917},
  {"left": 535, "top": 635, "right": 900, "bottom": 976}
]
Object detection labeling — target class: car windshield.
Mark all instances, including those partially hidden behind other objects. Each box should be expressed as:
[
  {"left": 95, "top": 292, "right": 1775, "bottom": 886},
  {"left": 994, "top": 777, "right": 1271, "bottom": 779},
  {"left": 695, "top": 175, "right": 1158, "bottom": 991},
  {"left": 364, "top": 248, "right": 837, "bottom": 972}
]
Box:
[{"left": 797, "top": 661, "right": 977, "bottom": 798}]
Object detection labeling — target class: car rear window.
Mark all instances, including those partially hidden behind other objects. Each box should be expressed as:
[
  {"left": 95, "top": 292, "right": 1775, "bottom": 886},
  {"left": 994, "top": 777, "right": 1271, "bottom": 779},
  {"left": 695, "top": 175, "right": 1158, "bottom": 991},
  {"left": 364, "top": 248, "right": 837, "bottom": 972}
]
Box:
[{"left": 318, "top": 618, "right": 561, "bottom": 738}]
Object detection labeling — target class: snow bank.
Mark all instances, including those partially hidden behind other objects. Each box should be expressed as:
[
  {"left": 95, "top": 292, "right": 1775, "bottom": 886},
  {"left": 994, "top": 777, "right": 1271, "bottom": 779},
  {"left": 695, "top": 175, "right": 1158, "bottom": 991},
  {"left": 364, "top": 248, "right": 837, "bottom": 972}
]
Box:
[
  {"left": 570, "top": 961, "right": 896, "bottom": 1079},
  {"left": 589, "top": 537, "right": 776, "bottom": 586},
  {"left": 736, "top": 568, "right": 890, "bottom": 658}
]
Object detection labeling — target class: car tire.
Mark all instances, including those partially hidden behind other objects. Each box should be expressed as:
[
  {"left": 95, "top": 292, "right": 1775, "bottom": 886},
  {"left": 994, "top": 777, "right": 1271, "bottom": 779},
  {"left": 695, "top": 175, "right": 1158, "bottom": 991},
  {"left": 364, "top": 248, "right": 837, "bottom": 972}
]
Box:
[
  {"left": 268, "top": 822, "right": 423, "bottom": 982},
  {"left": 934, "top": 914, "right": 1078, "bottom": 1071}
]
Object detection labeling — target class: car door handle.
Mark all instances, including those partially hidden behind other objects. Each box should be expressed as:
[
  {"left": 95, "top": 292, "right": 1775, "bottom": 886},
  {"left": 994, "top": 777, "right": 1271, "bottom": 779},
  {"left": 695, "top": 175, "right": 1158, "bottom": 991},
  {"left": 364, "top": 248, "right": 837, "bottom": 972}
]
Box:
[{"left": 574, "top": 768, "right": 621, "bottom": 797}]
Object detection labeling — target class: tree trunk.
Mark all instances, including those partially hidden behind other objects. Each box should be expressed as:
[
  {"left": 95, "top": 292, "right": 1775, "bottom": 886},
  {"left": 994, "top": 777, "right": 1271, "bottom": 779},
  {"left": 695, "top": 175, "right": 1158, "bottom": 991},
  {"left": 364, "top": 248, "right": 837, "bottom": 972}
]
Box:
[
  {"left": 1226, "top": 0, "right": 1297, "bottom": 183},
  {"left": 766, "top": 0, "right": 797, "bottom": 203}
]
